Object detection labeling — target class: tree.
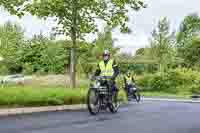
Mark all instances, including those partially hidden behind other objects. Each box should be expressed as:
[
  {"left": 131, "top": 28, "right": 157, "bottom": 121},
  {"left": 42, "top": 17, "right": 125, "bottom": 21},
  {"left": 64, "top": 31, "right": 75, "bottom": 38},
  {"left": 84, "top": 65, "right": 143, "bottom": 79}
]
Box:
[
  {"left": 0, "top": 21, "right": 24, "bottom": 74},
  {"left": 135, "top": 48, "right": 145, "bottom": 55},
  {"left": 92, "top": 26, "right": 119, "bottom": 60},
  {"left": 77, "top": 26, "right": 119, "bottom": 78},
  {"left": 184, "top": 37, "right": 200, "bottom": 69},
  {"left": 0, "top": 0, "right": 146, "bottom": 88},
  {"left": 177, "top": 13, "right": 200, "bottom": 46},
  {"left": 133, "top": 48, "right": 158, "bottom": 73},
  {"left": 20, "top": 34, "right": 69, "bottom": 74},
  {"left": 149, "top": 17, "right": 175, "bottom": 73},
  {"left": 176, "top": 13, "right": 200, "bottom": 67}
]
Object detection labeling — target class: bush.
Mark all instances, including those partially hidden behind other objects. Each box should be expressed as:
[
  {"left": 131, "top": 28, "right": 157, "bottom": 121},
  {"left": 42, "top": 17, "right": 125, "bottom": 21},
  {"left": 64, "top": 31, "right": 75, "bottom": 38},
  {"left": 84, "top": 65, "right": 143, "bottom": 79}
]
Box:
[
  {"left": 0, "top": 64, "right": 9, "bottom": 75},
  {"left": 22, "top": 63, "right": 34, "bottom": 75},
  {"left": 137, "top": 68, "right": 200, "bottom": 94},
  {"left": 189, "top": 84, "right": 200, "bottom": 95}
]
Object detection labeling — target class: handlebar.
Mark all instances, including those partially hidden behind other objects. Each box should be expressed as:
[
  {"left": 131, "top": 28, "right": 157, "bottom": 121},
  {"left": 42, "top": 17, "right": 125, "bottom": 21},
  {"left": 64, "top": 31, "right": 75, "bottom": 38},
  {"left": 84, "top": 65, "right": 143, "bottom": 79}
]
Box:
[{"left": 91, "top": 76, "right": 113, "bottom": 81}]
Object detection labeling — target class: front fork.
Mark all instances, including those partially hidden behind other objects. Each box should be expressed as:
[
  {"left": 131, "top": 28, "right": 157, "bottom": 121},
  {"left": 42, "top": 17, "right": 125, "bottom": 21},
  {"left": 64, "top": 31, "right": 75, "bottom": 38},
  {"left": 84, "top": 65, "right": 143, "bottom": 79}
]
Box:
[{"left": 99, "top": 93, "right": 112, "bottom": 110}]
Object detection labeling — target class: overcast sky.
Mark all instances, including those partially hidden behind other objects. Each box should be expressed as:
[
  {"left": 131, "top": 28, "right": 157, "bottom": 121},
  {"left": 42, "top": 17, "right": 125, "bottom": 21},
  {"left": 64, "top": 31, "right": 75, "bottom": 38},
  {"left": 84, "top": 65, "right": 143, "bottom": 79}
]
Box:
[{"left": 0, "top": 0, "right": 200, "bottom": 54}]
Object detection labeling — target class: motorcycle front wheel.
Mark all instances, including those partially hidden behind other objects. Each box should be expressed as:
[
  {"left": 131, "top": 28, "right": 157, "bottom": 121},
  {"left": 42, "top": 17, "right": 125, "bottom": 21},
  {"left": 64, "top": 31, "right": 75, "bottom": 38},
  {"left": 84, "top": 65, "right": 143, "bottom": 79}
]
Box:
[{"left": 87, "top": 88, "right": 100, "bottom": 115}]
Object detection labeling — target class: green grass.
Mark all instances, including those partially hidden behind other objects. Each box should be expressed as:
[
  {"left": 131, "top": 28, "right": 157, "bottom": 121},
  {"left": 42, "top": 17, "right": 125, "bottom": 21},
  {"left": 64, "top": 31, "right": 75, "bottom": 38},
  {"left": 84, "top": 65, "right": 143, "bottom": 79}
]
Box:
[
  {"left": 0, "top": 86, "right": 127, "bottom": 108},
  {"left": 0, "top": 85, "right": 193, "bottom": 108},
  {"left": 141, "top": 91, "right": 191, "bottom": 99}
]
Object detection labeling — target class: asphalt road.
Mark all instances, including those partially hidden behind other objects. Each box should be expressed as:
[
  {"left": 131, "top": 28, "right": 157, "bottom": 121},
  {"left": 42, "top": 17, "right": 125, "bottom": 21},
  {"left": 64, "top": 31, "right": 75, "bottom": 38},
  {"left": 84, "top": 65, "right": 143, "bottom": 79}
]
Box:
[{"left": 1, "top": 101, "right": 200, "bottom": 133}]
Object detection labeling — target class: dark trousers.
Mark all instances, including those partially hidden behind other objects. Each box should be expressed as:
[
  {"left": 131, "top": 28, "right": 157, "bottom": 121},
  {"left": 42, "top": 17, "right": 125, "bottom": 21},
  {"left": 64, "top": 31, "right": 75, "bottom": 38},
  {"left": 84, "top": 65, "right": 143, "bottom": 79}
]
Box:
[{"left": 108, "top": 80, "right": 118, "bottom": 92}]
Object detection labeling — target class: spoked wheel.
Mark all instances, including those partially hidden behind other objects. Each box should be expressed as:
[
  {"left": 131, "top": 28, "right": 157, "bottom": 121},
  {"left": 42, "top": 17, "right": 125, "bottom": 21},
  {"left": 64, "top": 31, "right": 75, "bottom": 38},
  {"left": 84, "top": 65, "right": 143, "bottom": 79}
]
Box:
[
  {"left": 109, "top": 91, "right": 119, "bottom": 113},
  {"left": 87, "top": 88, "right": 100, "bottom": 115},
  {"left": 133, "top": 90, "right": 141, "bottom": 103}
]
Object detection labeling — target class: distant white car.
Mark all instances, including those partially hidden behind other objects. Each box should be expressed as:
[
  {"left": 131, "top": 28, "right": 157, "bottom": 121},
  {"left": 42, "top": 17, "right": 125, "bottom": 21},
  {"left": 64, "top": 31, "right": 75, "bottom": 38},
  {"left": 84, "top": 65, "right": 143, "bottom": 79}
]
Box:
[{"left": 1, "top": 74, "right": 32, "bottom": 85}]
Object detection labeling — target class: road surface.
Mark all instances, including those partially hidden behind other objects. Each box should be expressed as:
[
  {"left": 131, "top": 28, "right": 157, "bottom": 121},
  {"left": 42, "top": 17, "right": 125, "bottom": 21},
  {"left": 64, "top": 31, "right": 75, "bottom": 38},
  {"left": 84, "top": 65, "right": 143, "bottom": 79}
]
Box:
[{"left": 1, "top": 101, "right": 200, "bottom": 133}]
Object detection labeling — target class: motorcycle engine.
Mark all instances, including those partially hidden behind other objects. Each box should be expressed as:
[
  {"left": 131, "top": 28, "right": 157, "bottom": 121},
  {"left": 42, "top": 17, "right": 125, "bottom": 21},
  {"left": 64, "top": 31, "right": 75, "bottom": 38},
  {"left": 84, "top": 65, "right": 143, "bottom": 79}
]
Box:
[{"left": 93, "top": 81, "right": 101, "bottom": 88}]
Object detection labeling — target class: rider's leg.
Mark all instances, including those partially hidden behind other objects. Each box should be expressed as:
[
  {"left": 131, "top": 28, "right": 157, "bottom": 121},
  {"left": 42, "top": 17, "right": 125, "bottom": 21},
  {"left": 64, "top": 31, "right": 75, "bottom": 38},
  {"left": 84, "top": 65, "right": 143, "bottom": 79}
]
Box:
[
  {"left": 110, "top": 80, "right": 118, "bottom": 92},
  {"left": 125, "top": 84, "right": 129, "bottom": 97},
  {"left": 127, "top": 84, "right": 133, "bottom": 101}
]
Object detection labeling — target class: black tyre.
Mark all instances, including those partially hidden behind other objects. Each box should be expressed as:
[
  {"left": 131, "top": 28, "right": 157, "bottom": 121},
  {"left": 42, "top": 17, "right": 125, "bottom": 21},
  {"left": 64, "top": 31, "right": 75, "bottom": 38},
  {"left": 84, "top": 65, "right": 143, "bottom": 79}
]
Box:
[
  {"left": 109, "top": 91, "right": 119, "bottom": 113},
  {"left": 134, "top": 91, "right": 141, "bottom": 103},
  {"left": 87, "top": 88, "right": 100, "bottom": 115}
]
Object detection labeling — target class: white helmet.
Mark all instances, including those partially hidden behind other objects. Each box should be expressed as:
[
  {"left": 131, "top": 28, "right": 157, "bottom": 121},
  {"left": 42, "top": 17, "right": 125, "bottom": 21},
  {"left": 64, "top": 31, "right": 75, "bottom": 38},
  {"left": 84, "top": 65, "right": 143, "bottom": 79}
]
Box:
[{"left": 102, "top": 50, "right": 110, "bottom": 61}]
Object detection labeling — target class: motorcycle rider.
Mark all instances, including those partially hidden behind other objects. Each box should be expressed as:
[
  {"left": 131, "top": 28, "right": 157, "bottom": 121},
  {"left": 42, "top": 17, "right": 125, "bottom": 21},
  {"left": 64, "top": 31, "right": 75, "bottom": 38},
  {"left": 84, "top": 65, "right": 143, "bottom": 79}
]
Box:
[
  {"left": 93, "top": 49, "right": 119, "bottom": 93},
  {"left": 124, "top": 71, "right": 135, "bottom": 100}
]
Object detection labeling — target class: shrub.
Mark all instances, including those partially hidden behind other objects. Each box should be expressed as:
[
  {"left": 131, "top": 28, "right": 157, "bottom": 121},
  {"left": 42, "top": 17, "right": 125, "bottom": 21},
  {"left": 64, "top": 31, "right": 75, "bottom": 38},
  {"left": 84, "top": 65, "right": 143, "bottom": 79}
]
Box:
[
  {"left": 189, "top": 84, "right": 200, "bottom": 95},
  {"left": 22, "top": 63, "right": 34, "bottom": 75},
  {"left": 137, "top": 68, "right": 200, "bottom": 94},
  {"left": 0, "top": 65, "right": 9, "bottom": 75}
]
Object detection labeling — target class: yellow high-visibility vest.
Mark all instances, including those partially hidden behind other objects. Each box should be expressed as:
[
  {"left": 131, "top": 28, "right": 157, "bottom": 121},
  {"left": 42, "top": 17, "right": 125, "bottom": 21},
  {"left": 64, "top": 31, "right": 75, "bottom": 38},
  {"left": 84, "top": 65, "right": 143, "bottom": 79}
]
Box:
[
  {"left": 125, "top": 75, "right": 132, "bottom": 82},
  {"left": 99, "top": 59, "right": 114, "bottom": 76}
]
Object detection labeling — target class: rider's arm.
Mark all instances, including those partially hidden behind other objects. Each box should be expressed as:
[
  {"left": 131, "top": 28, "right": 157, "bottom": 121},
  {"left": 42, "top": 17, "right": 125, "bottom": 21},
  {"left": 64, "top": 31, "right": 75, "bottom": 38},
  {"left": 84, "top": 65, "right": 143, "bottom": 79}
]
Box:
[
  {"left": 112, "top": 60, "right": 119, "bottom": 79},
  {"left": 94, "top": 64, "right": 101, "bottom": 76}
]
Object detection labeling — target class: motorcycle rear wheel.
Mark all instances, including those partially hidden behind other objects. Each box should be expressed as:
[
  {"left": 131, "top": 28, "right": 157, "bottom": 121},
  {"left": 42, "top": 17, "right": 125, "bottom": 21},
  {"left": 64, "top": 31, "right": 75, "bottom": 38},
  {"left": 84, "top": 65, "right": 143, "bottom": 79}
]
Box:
[{"left": 109, "top": 91, "right": 119, "bottom": 113}]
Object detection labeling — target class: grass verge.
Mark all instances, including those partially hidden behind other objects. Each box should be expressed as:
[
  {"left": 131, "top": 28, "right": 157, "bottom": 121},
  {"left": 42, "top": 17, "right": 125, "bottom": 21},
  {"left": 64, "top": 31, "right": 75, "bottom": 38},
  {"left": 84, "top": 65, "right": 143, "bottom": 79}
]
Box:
[
  {"left": 141, "top": 92, "right": 191, "bottom": 99},
  {"left": 0, "top": 86, "right": 127, "bottom": 108},
  {"left": 0, "top": 85, "right": 193, "bottom": 108}
]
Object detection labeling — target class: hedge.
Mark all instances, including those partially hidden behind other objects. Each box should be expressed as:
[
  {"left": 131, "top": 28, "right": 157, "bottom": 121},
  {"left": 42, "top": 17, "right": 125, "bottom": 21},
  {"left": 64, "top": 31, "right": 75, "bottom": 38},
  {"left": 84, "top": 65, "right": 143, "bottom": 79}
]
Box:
[{"left": 137, "top": 68, "right": 200, "bottom": 95}]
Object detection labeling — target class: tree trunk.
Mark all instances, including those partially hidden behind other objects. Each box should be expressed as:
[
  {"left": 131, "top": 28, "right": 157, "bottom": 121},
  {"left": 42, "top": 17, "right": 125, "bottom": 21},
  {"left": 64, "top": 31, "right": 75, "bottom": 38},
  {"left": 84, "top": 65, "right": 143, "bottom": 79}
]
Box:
[
  {"left": 70, "top": 25, "right": 77, "bottom": 88},
  {"left": 70, "top": 47, "right": 76, "bottom": 88},
  {"left": 70, "top": 0, "right": 77, "bottom": 88}
]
